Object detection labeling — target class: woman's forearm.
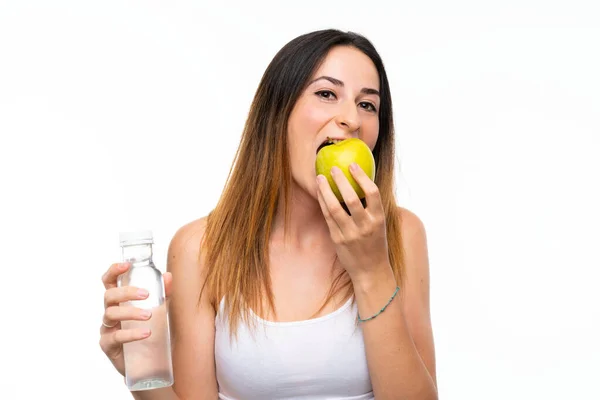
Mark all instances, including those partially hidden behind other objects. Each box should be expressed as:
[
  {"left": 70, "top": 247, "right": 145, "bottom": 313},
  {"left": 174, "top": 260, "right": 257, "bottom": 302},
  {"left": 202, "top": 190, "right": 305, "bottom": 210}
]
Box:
[{"left": 353, "top": 265, "right": 438, "bottom": 400}]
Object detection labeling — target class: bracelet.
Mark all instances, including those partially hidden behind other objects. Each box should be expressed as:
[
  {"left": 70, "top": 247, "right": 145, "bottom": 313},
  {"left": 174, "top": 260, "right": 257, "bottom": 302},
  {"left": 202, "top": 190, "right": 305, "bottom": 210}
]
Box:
[{"left": 357, "top": 286, "right": 400, "bottom": 323}]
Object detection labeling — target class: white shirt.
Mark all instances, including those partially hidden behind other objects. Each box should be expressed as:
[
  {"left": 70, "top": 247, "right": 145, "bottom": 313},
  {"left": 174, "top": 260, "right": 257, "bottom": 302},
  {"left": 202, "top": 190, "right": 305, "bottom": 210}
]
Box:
[{"left": 214, "top": 295, "right": 374, "bottom": 399}]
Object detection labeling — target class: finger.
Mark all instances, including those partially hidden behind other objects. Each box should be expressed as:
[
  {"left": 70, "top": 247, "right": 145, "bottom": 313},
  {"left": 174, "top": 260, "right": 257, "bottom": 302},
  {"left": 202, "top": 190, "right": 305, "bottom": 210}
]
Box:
[
  {"left": 101, "top": 262, "right": 130, "bottom": 290},
  {"left": 316, "top": 176, "right": 343, "bottom": 240},
  {"left": 113, "top": 327, "right": 152, "bottom": 344},
  {"left": 349, "top": 162, "right": 383, "bottom": 211},
  {"left": 330, "top": 166, "right": 368, "bottom": 221},
  {"left": 163, "top": 272, "right": 173, "bottom": 298},
  {"left": 104, "top": 286, "right": 149, "bottom": 309},
  {"left": 104, "top": 305, "right": 152, "bottom": 325},
  {"left": 100, "top": 328, "right": 151, "bottom": 356},
  {"left": 317, "top": 174, "right": 353, "bottom": 231},
  {"left": 100, "top": 316, "right": 119, "bottom": 331}
]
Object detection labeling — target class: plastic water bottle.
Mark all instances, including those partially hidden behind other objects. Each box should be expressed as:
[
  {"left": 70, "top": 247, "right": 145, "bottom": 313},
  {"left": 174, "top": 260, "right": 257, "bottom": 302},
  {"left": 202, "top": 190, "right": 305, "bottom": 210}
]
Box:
[{"left": 118, "top": 230, "right": 174, "bottom": 391}]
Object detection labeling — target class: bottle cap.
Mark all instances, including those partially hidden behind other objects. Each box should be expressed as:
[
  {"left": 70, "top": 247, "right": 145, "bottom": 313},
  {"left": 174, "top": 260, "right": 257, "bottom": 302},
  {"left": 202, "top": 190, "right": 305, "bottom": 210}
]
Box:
[{"left": 119, "top": 230, "right": 154, "bottom": 246}]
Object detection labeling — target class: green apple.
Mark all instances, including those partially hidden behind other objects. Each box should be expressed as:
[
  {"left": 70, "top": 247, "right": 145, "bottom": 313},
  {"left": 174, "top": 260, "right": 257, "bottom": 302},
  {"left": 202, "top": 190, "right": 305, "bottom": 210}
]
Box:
[{"left": 315, "top": 137, "right": 376, "bottom": 202}]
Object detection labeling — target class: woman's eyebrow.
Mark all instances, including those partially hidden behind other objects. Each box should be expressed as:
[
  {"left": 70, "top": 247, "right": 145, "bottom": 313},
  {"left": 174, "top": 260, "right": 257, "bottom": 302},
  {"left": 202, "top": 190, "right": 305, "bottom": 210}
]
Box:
[{"left": 308, "top": 75, "right": 380, "bottom": 96}]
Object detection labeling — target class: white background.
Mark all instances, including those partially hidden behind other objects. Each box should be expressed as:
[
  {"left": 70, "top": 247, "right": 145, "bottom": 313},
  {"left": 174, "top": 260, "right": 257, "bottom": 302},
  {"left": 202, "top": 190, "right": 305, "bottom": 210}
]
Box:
[{"left": 1, "top": 0, "right": 599, "bottom": 399}]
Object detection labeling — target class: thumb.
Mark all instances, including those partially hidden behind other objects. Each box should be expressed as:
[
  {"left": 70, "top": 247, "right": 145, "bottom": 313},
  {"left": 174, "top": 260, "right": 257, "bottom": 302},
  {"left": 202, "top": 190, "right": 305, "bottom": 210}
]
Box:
[{"left": 163, "top": 272, "right": 173, "bottom": 298}]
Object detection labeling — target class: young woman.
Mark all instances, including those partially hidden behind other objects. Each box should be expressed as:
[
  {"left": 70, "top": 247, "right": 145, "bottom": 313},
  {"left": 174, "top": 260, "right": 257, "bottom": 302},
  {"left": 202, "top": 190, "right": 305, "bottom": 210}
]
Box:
[{"left": 100, "top": 29, "right": 438, "bottom": 400}]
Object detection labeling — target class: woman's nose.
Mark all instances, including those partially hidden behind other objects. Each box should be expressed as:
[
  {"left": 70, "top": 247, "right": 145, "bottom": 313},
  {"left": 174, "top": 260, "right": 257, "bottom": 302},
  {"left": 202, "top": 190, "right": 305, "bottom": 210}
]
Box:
[{"left": 335, "top": 103, "right": 361, "bottom": 135}]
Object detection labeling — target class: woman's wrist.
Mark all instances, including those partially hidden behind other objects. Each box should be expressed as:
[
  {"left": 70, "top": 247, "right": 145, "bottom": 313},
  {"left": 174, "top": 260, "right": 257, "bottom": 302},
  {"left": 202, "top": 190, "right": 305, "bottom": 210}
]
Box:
[
  {"left": 350, "top": 263, "right": 399, "bottom": 322},
  {"left": 350, "top": 262, "right": 396, "bottom": 295}
]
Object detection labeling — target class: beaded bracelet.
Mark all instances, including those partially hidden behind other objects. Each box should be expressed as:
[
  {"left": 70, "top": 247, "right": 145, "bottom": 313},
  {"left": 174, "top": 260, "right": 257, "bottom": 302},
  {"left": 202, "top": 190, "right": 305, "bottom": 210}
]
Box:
[{"left": 357, "top": 286, "right": 400, "bottom": 323}]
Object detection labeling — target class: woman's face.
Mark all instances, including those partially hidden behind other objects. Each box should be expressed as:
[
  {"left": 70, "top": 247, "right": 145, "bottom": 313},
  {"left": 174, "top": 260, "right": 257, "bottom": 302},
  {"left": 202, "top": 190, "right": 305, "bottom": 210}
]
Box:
[{"left": 287, "top": 45, "right": 381, "bottom": 201}]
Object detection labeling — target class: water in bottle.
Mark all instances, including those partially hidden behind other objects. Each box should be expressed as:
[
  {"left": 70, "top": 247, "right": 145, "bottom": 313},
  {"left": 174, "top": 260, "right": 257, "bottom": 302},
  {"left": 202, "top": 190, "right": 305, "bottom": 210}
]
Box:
[{"left": 118, "top": 230, "right": 174, "bottom": 391}]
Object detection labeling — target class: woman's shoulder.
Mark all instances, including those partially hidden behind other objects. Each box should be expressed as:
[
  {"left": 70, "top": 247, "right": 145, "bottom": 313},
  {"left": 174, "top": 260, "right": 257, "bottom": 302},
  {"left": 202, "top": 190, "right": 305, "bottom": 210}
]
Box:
[
  {"left": 167, "top": 215, "right": 210, "bottom": 273},
  {"left": 171, "top": 216, "right": 209, "bottom": 241},
  {"left": 396, "top": 206, "right": 426, "bottom": 233}
]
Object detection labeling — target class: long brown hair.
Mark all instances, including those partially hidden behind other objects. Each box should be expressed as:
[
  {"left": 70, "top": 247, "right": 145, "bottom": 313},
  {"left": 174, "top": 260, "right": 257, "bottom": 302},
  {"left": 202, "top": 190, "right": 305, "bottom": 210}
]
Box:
[{"left": 199, "top": 29, "right": 406, "bottom": 338}]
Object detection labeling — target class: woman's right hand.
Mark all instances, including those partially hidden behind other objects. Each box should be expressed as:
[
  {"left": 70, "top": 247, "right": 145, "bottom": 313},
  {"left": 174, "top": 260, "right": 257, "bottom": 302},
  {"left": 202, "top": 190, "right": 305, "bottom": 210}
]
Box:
[{"left": 98, "top": 262, "right": 173, "bottom": 376}]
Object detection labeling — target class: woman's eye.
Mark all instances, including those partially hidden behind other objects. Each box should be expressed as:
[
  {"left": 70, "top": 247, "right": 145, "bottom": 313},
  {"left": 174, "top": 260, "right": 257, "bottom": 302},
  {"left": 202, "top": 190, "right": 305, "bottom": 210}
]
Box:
[
  {"left": 359, "top": 102, "right": 377, "bottom": 112},
  {"left": 316, "top": 90, "right": 336, "bottom": 100}
]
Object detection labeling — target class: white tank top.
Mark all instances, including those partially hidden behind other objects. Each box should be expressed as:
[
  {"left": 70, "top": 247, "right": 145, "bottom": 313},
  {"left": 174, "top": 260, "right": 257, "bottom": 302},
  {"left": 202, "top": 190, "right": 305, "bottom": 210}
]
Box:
[{"left": 214, "top": 295, "right": 374, "bottom": 399}]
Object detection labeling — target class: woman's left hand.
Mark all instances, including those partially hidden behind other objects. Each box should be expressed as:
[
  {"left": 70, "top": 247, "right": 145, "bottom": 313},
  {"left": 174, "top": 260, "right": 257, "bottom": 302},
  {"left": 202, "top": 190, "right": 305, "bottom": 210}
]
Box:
[{"left": 316, "top": 163, "right": 391, "bottom": 282}]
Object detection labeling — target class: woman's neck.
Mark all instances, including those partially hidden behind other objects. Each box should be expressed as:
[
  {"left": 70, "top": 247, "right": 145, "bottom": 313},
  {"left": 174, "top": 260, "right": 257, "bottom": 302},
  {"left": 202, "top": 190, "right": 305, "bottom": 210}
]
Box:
[{"left": 270, "top": 184, "right": 334, "bottom": 252}]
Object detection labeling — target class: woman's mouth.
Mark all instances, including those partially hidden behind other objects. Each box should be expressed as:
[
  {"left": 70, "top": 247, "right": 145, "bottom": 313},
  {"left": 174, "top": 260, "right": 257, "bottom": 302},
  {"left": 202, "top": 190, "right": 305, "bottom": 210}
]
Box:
[{"left": 316, "top": 137, "right": 345, "bottom": 154}]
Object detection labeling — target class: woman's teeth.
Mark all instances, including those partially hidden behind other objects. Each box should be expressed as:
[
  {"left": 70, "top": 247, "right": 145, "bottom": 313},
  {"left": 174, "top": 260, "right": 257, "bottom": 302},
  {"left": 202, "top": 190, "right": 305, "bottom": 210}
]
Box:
[
  {"left": 316, "top": 138, "right": 346, "bottom": 154},
  {"left": 322, "top": 138, "right": 345, "bottom": 147}
]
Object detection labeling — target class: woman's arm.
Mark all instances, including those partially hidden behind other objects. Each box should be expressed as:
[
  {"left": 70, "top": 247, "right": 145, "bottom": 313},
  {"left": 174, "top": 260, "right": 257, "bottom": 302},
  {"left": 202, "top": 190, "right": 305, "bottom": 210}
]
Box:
[
  {"left": 316, "top": 165, "right": 438, "bottom": 399},
  {"left": 355, "top": 207, "right": 437, "bottom": 400},
  {"left": 133, "top": 217, "right": 218, "bottom": 400}
]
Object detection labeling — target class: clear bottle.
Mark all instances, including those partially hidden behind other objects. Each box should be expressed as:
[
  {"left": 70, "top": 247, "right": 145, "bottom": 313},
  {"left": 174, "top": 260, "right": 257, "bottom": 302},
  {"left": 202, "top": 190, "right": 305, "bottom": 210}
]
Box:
[{"left": 117, "top": 230, "right": 174, "bottom": 391}]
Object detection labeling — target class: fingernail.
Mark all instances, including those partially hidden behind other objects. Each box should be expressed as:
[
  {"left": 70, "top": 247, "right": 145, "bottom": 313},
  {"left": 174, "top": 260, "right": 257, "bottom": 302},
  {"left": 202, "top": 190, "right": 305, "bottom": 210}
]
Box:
[
  {"left": 350, "top": 163, "right": 358, "bottom": 171},
  {"left": 137, "top": 289, "right": 149, "bottom": 298},
  {"left": 141, "top": 310, "right": 152, "bottom": 319},
  {"left": 330, "top": 167, "right": 339, "bottom": 175},
  {"left": 119, "top": 263, "right": 128, "bottom": 270},
  {"left": 142, "top": 329, "right": 151, "bottom": 337},
  {"left": 317, "top": 175, "right": 326, "bottom": 183}
]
